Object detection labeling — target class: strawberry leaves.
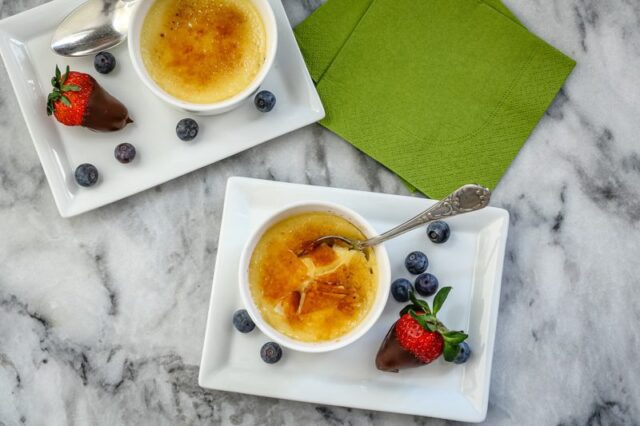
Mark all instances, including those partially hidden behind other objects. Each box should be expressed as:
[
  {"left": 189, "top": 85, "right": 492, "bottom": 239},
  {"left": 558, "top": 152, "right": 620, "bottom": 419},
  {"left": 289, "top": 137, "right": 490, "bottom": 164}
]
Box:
[
  {"left": 442, "top": 330, "right": 468, "bottom": 361},
  {"left": 442, "top": 330, "right": 468, "bottom": 344},
  {"left": 443, "top": 340, "right": 460, "bottom": 362},
  {"left": 399, "top": 291, "right": 433, "bottom": 317},
  {"left": 432, "top": 286, "right": 451, "bottom": 315},
  {"left": 399, "top": 304, "right": 419, "bottom": 317},
  {"left": 400, "top": 287, "right": 468, "bottom": 363},
  {"left": 47, "top": 65, "right": 81, "bottom": 116},
  {"left": 409, "top": 310, "right": 437, "bottom": 331},
  {"left": 409, "top": 291, "right": 431, "bottom": 314}
]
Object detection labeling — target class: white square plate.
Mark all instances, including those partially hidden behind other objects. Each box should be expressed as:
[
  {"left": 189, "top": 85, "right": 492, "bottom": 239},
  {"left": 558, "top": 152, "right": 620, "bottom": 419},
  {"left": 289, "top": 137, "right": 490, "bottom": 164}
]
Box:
[
  {"left": 0, "top": 0, "right": 324, "bottom": 217},
  {"left": 199, "top": 177, "right": 509, "bottom": 422}
]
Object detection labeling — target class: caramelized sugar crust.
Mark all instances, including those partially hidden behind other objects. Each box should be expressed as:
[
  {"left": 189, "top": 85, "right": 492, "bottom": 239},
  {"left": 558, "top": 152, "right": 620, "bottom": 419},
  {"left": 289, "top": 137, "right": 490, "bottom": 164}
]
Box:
[
  {"left": 249, "top": 212, "right": 378, "bottom": 342},
  {"left": 141, "top": 0, "right": 266, "bottom": 103}
]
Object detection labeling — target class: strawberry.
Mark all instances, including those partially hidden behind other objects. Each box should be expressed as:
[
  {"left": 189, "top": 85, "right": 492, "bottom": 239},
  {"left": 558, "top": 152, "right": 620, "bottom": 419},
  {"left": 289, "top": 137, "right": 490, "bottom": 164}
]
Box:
[
  {"left": 395, "top": 311, "right": 444, "bottom": 363},
  {"left": 47, "top": 66, "right": 92, "bottom": 126},
  {"left": 376, "top": 288, "right": 469, "bottom": 372},
  {"left": 47, "top": 65, "right": 132, "bottom": 132}
]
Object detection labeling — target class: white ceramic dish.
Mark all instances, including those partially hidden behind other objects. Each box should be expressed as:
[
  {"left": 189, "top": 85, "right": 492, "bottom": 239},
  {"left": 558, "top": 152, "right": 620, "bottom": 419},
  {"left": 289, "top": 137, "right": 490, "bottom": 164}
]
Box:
[
  {"left": 238, "top": 201, "right": 391, "bottom": 353},
  {"left": 128, "top": 0, "right": 279, "bottom": 115},
  {"left": 199, "top": 177, "right": 510, "bottom": 422},
  {"left": 0, "top": 0, "right": 323, "bottom": 217}
]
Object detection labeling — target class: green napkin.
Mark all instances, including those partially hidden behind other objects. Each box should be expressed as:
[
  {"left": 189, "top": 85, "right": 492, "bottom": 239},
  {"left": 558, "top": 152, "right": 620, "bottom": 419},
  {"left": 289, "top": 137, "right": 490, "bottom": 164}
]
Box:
[{"left": 295, "top": 0, "right": 575, "bottom": 198}]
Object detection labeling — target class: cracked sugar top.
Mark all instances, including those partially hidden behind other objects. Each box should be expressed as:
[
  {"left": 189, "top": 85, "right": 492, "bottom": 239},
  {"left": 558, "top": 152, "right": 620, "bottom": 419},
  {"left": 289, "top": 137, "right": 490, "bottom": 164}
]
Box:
[{"left": 249, "top": 212, "right": 378, "bottom": 342}]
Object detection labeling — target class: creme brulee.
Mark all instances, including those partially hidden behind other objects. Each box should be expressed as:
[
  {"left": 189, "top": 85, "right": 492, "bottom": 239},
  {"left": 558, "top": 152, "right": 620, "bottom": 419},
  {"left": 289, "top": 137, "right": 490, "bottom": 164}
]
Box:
[
  {"left": 140, "top": 0, "right": 267, "bottom": 104},
  {"left": 248, "top": 212, "right": 378, "bottom": 342}
]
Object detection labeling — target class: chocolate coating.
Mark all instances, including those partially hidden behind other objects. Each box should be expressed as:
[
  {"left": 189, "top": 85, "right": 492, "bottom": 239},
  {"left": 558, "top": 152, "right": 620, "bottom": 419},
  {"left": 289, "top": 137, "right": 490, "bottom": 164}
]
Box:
[
  {"left": 375, "top": 324, "right": 425, "bottom": 373},
  {"left": 82, "top": 77, "right": 132, "bottom": 132}
]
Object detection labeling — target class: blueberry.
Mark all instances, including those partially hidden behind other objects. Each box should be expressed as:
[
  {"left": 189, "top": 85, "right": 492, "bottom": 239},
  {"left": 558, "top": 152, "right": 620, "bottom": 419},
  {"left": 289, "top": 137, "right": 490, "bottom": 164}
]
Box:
[
  {"left": 94, "top": 51, "right": 116, "bottom": 74},
  {"left": 232, "top": 309, "right": 255, "bottom": 333},
  {"left": 75, "top": 163, "right": 99, "bottom": 187},
  {"left": 453, "top": 341, "right": 471, "bottom": 364},
  {"left": 114, "top": 143, "right": 136, "bottom": 164},
  {"left": 405, "top": 251, "right": 428, "bottom": 274},
  {"left": 414, "top": 273, "right": 439, "bottom": 297},
  {"left": 427, "top": 221, "right": 450, "bottom": 244},
  {"left": 260, "top": 342, "right": 282, "bottom": 364},
  {"left": 391, "top": 278, "right": 413, "bottom": 302},
  {"left": 254, "top": 90, "right": 276, "bottom": 112},
  {"left": 176, "top": 118, "right": 199, "bottom": 141}
]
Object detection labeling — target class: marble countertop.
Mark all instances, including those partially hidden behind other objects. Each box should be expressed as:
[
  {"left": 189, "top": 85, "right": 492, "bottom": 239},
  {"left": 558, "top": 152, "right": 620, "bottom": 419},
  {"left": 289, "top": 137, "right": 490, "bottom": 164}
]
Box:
[{"left": 1, "top": 0, "right": 640, "bottom": 424}]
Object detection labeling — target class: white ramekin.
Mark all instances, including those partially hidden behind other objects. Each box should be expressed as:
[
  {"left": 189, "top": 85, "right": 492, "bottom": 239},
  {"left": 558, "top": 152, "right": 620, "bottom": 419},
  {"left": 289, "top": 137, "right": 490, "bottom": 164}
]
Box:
[
  {"left": 128, "top": 0, "right": 278, "bottom": 115},
  {"left": 238, "top": 201, "right": 391, "bottom": 353}
]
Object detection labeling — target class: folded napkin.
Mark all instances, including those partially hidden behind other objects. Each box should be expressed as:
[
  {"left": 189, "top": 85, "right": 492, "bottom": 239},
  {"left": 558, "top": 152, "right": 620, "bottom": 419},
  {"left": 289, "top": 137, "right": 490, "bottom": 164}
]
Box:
[{"left": 295, "top": 0, "right": 575, "bottom": 198}]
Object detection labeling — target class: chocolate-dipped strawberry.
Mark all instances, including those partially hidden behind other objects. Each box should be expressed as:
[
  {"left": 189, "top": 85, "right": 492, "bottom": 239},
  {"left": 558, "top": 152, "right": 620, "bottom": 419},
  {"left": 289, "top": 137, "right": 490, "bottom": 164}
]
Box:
[
  {"left": 376, "top": 288, "right": 469, "bottom": 372},
  {"left": 47, "top": 65, "right": 132, "bottom": 132}
]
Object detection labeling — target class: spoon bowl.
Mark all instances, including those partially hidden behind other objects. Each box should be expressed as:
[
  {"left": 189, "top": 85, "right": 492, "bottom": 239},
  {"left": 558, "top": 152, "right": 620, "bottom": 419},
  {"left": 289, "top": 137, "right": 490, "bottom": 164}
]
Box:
[{"left": 51, "top": 0, "right": 140, "bottom": 57}]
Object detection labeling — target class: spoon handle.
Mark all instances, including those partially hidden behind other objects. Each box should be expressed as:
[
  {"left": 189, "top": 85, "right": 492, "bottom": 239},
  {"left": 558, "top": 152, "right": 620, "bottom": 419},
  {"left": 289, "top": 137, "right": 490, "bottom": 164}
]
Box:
[{"left": 358, "top": 184, "right": 491, "bottom": 249}]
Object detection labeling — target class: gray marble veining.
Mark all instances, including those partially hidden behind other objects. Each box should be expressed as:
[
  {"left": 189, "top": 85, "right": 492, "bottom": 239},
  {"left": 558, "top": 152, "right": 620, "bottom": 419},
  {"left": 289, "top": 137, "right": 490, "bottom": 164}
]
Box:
[{"left": 1, "top": 0, "right": 640, "bottom": 425}]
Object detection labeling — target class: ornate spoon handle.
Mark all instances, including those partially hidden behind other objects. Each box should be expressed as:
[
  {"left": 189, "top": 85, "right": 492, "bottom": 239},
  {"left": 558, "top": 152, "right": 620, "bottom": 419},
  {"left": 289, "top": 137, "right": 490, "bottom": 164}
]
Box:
[{"left": 356, "top": 184, "right": 491, "bottom": 250}]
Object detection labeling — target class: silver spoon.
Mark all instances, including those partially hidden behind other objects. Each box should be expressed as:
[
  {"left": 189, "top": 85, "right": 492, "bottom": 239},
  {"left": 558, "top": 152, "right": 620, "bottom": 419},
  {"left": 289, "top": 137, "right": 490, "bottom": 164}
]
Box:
[
  {"left": 299, "top": 184, "right": 491, "bottom": 255},
  {"left": 51, "top": 0, "right": 140, "bottom": 57}
]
